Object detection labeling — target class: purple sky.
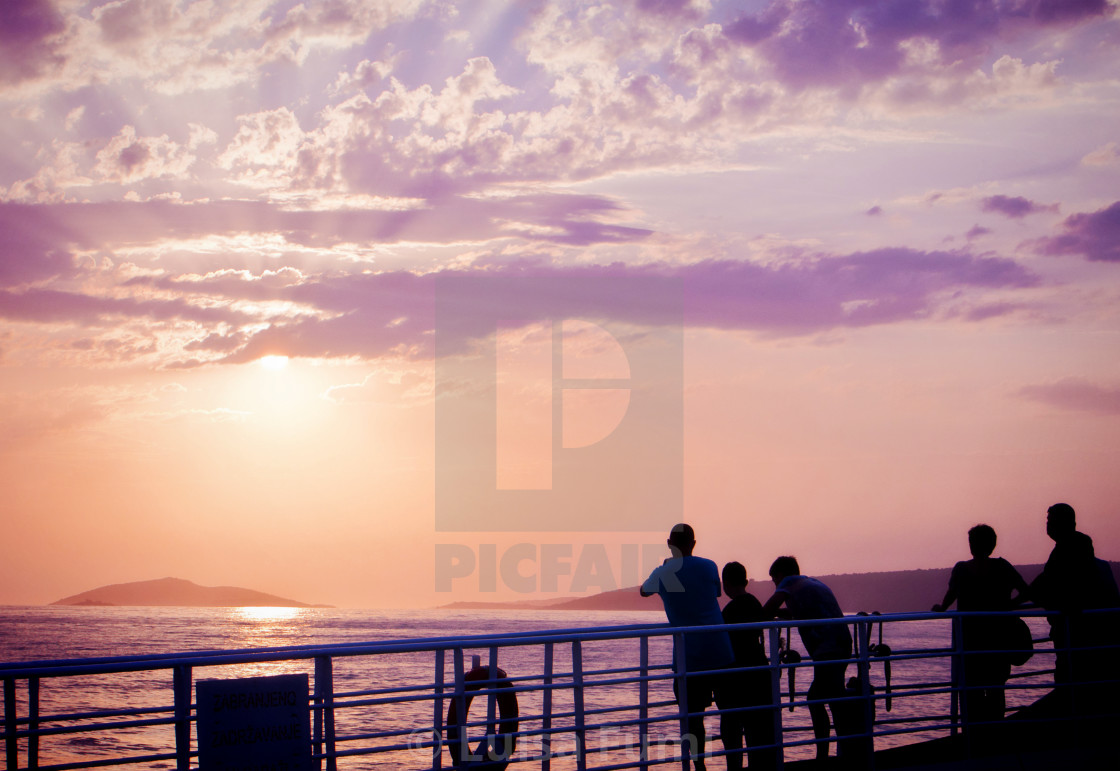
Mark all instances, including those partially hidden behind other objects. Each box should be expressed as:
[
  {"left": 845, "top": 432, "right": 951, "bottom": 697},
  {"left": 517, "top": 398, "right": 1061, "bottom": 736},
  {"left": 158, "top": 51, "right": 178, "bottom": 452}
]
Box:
[{"left": 1, "top": 0, "right": 1118, "bottom": 608}]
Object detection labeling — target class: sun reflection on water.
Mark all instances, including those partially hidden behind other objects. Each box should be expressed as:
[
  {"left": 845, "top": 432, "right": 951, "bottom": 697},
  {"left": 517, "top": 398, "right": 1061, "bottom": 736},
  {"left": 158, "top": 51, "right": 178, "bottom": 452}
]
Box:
[
  {"left": 234, "top": 606, "right": 304, "bottom": 623},
  {"left": 211, "top": 606, "right": 314, "bottom": 680}
]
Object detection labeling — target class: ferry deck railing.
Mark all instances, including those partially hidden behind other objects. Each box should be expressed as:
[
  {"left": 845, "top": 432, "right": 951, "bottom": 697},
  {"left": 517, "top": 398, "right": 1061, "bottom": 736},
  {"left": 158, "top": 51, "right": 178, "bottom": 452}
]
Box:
[{"left": 2, "top": 609, "right": 1117, "bottom": 770}]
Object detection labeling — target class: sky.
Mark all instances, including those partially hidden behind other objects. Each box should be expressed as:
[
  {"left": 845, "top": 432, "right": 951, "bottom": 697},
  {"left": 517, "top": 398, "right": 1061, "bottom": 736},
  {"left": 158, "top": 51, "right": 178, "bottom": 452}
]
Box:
[{"left": 1, "top": 0, "right": 1119, "bottom": 610}]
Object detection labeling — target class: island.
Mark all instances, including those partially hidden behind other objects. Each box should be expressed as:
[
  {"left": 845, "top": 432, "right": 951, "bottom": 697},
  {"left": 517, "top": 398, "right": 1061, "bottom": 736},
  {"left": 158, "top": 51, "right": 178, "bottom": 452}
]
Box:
[
  {"left": 439, "top": 563, "right": 1120, "bottom": 613},
  {"left": 51, "top": 577, "right": 331, "bottom": 608}
]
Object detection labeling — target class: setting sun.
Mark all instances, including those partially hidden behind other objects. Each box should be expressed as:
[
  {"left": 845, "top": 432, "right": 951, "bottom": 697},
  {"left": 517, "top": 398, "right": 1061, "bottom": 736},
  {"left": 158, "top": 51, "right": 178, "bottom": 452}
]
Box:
[{"left": 260, "top": 355, "right": 289, "bottom": 371}]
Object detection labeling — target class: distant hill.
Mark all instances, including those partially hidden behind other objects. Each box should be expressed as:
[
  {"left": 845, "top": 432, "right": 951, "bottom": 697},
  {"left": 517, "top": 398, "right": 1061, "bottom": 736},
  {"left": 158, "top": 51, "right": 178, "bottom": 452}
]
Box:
[
  {"left": 51, "top": 577, "right": 330, "bottom": 608},
  {"left": 439, "top": 563, "right": 1120, "bottom": 614}
]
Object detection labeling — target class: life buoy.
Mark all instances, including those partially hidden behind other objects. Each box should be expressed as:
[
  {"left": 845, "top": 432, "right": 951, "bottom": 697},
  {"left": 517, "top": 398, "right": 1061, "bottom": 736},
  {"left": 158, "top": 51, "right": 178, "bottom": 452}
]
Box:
[{"left": 446, "top": 665, "right": 519, "bottom": 769}]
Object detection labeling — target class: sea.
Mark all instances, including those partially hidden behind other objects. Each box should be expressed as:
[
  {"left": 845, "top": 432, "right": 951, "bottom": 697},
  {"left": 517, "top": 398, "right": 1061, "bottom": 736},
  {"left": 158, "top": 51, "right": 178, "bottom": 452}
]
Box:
[{"left": 0, "top": 606, "right": 1056, "bottom": 769}]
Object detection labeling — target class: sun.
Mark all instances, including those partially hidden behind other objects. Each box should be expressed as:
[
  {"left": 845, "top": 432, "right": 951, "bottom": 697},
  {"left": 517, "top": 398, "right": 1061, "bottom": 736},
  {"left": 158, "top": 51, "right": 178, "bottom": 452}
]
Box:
[{"left": 260, "top": 355, "right": 289, "bottom": 371}]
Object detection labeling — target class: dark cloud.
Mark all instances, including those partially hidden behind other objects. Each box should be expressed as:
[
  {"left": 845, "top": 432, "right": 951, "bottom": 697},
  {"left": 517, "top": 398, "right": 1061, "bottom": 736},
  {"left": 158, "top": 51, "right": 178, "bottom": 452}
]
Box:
[
  {"left": 0, "top": 196, "right": 650, "bottom": 282},
  {"left": 0, "top": 204, "right": 96, "bottom": 287},
  {"left": 1019, "top": 377, "right": 1120, "bottom": 416},
  {"left": 724, "top": 0, "right": 1109, "bottom": 92},
  {"left": 964, "top": 301, "right": 1023, "bottom": 321},
  {"left": 634, "top": 0, "right": 704, "bottom": 20},
  {"left": 866, "top": 206, "right": 883, "bottom": 216},
  {"left": 0, "top": 288, "right": 251, "bottom": 326},
  {"left": 680, "top": 247, "right": 1037, "bottom": 332},
  {"left": 184, "top": 331, "right": 249, "bottom": 353},
  {"left": 0, "top": 204, "right": 1041, "bottom": 366},
  {"left": 0, "top": 0, "right": 67, "bottom": 86},
  {"left": 966, "top": 225, "right": 991, "bottom": 239},
  {"left": 95, "top": 0, "right": 174, "bottom": 47},
  {"left": 197, "top": 248, "right": 1039, "bottom": 363},
  {"left": 1034, "top": 200, "right": 1120, "bottom": 262},
  {"left": 980, "top": 194, "right": 1056, "bottom": 218}
]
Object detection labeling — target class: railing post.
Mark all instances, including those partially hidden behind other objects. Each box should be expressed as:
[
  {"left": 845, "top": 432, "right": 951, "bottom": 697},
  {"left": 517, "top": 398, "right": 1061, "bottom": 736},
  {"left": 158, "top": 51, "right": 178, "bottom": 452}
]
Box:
[
  {"left": 1063, "top": 612, "right": 1077, "bottom": 718},
  {"left": 856, "top": 618, "right": 875, "bottom": 771},
  {"left": 313, "top": 663, "right": 322, "bottom": 766},
  {"left": 947, "top": 615, "right": 959, "bottom": 738},
  {"left": 489, "top": 646, "right": 500, "bottom": 760},
  {"left": 314, "top": 655, "right": 337, "bottom": 771},
  {"left": 674, "top": 632, "right": 689, "bottom": 771},
  {"left": 28, "top": 677, "right": 39, "bottom": 770},
  {"left": 4, "top": 677, "right": 18, "bottom": 771},
  {"left": 542, "top": 642, "right": 554, "bottom": 771},
  {"left": 172, "top": 664, "right": 192, "bottom": 771},
  {"left": 572, "top": 640, "right": 587, "bottom": 771},
  {"left": 433, "top": 648, "right": 445, "bottom": 770},
  {"left": 767, "top": 626, "right": 784, "bottom": 768},
  {"left": 452, "top": 647, "right": 468, "bottom": 764},
  {"left": 952, "top": 614, "right": 971, "bottom": 760},
  {"left": 639, "top": 635, "right": 649, "bottom": 768}
]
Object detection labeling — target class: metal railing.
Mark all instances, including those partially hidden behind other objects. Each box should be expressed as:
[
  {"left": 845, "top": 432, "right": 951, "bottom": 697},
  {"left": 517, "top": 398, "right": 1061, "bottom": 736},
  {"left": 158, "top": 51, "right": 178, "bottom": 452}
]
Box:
[{"left": 2, "top": 609, "right": 1116, "bottom": 770}]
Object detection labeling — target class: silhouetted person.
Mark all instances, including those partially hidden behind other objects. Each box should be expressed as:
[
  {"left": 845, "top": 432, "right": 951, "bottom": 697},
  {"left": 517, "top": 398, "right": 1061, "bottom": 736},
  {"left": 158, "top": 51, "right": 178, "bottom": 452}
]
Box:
[
  {"left": 1029, "top": 503, "right": 1120, "bottom": 710},
  {"left": 762, "top": 556, "right": 859, "bottom": 764},
  {"left": 720, "top": 561, "right": 777, "bottom": 771},
  {"left": 642, "top": 524, "right": 734, "bottom": 771},
  {"left": 932, "top": 524, "right": 1028, "bottom": 731}
]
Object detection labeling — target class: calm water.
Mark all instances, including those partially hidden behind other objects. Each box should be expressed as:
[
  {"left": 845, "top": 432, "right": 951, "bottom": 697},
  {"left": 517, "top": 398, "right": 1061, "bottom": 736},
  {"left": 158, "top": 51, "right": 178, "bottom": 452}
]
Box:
[{"left": 0, "top": 606, "right": 1055, "bottom": 768}]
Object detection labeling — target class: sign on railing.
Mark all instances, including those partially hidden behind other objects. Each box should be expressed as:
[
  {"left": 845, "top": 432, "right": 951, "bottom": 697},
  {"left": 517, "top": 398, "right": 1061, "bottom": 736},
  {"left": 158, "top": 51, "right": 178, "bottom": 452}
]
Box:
[{"left": 196, "top": 673, "right": 313, "bottom": 771}]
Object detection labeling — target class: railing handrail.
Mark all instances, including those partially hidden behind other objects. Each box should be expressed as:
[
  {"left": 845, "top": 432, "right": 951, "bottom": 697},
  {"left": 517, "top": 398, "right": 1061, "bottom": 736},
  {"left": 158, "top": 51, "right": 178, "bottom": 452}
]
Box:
[
  {"left": 4, "top": 607, "right": 1115, "bottom": 771},
  {"left": 0, "top": 608, "right": 1065, "bottom": 678}
]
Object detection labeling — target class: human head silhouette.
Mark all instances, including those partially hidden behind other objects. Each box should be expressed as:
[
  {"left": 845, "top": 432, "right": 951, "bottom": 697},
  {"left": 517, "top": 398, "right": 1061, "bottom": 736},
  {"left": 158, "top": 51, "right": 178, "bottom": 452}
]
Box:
[
  {"left": 1046, "top": 503, "right": 1076, "bottom": 543},
  {"left": 667, "top": 523, "right": 695, "bottom": 557},
  {"left": 968, "top": 524, "right": 996, "bottom": 558},
  {"left": 722, "top": 561, "right": 748, "bottom": 592},
  {"left": 769, "top": 555, "right": 800, "bottom": 584}
]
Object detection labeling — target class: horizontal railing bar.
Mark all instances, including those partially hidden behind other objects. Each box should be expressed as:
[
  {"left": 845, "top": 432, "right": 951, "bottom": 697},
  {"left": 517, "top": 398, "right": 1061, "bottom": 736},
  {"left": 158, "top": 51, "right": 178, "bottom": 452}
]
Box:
[
  {"left": 0, "top": 622, "right": 677, "bottom": 675},
  {"left": 11, "top": 714, "right": 177, "bottom": 738},
  {"left": 29, "top": 750, "right": 183, "bottom": 771},
  {"left": 2, "top": 609, "right": 1065, "bottom": 679},
  {"left": 2, "top": 608, "right": 1110, "bottom": 771},
  {"left": 2, "top": 703, "right": 173, "bottom": 726}
]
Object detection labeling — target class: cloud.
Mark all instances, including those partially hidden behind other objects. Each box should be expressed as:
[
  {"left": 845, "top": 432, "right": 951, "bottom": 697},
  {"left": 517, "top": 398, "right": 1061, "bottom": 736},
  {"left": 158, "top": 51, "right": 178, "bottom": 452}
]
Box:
[
  {"left": 330, "top": 56, "right": 399, "bottom": 96},
  {"left": 0, "top": 0, "right": 68, "bottom": 88},
  {"left": 216, "top": 107, "right": 308, "bottom": 189},
  {"left": 7, "top": 1, "right": 1108, "bottom": 206},
  {"left": 4, "top": 0, "right": 434, "bottom": 96},
  {"left": 0, "top": 207, "right": 77, "bottom": 287},
  {"left": 179, "top": 248, "right": 1040, "bottom": 364},
  {"left": 1019, "top": 377, "right": 1120, "bottom": 416},
  {"left": 0, "top": 195, "right": 651, "bottom": 290},
  {"left": 1081, "top": 142, "right": 1120, "bottom": 168},
  {"left": 322, "top": 366, "right": 433, "bottom": 404},
  {"left": 723, "top": 0, "right": 1109, "bottom": 94},
  {"left": 93, "top": 125, "right": 199, "bottom": 184},
  {"left": 1034, "top": 200, "right": 1120, "bottom": 262},
  {"left": 0, "top": 204, "right": 1046, "bottom": 371},
  {"left": 979, "top": 194, "right": 1057, "bottom": 219},
  {"left": 0, "top": 287, "right": 251, "bottom": 326},
  {"left": 5, "top": 123, "right": 213, "bottom": 202},
  {"left": 633, "top": 0, "right": 710, "bottom": 21}
]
